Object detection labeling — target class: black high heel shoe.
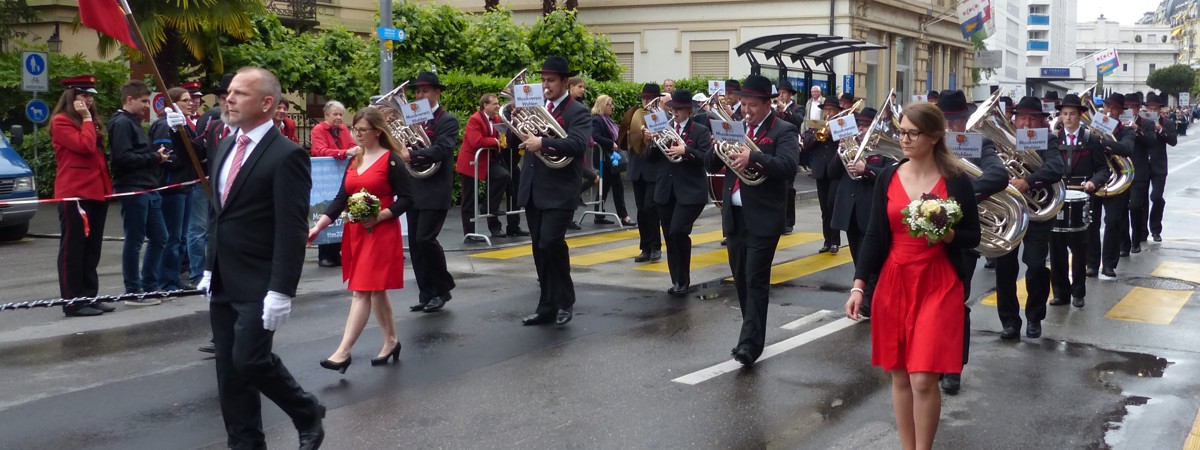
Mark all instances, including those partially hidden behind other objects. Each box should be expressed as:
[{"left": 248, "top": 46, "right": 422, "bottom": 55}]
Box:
[
  {"left": 320, "top": 356, "right": 352, "bottom": 374},
  {"left": 371, "top": 343, "right": 401, "bottom": 366}
]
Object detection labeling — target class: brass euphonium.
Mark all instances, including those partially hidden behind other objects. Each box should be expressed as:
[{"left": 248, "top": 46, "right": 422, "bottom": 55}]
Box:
[
  {"left": 700, "top": 92, "right": 767, "bottom": 186},
  {"left": 966, "top": 91, "right": 1065, "bottom": 222},
  {"left": 958, "top": 160, "right": 1030, "bottom": 257},
  {"left": 643, "top": 97, "right": 684, "bottom": 163},
  {"left": 497, "top": 69, "right": 572, "bottom": 169},
  {"left": 373, "top": 81, "right": 440, "bottom": 179},
  {"left": 842, "top": 92, "right": 899, "bottom": 180},
  {"left": 1079, "top": 91, "right": 1134, "bottom": 197}
]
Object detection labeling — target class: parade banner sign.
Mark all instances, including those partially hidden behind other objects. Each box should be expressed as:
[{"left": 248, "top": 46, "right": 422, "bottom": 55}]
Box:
[
  {"left": 1095, "top": 48, "right": 1120, "bottom": 77},
  {"left": 310, "top": 157, "right": 351, "bottom": 245},
  {"left": 957, "top": 0, "right": 993, "bottom": 39},
  {"left": 401, "top": 98, "right": 434, "bottom": 124},
  {"left": 1139, "top": 111, "right": 1160, "bottom": 122},
  {"left": 1015, "top": 128, "right": 1049, "bottom": 152},
  {"left": 513, "top": 83, "right": 545, "bottom": 108},
  {"left": 1091, "top": 114, "right": 1118, "bottom": 136},
  {"left": 1041, "top": 101, "right": 1057, "bottom": 115},
  {"left": 644, "top": 110, "right": 670, "bottom": 133},
  {"left": 947, "top": 132, "right": 983, "bottom": 159},
  {"left": 710, "top": 120, "right": 746, "bottom": 142},
  {"left": 828, "top": 116, "right": 858, "bottom": 142}
]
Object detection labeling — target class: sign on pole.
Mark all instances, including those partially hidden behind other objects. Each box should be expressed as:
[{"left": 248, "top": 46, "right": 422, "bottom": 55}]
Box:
[
  {"left": 25, "top": 99, "right": 49, "bottom": 123},
  {"left": 974, "top": 50, "right": 1003, "bottom": 69},
  {"left": 1095, "top": 48, "right": 1120, "bottom": 77},
  {"left": 842, "top": 75, "right": 854, "bottom": 95},
  {"left": 1180, "top": 92, "right": 1191, "bottom": 107},
  {"left": 377, "top": 27, "right": 406, "bottom": 42},
  {"left": 21, "top": 51, "right": 49, "bottom": 92}
]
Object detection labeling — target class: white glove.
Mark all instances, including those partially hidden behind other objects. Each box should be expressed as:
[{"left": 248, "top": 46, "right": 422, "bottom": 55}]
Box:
[
  {"left": 166, "top": 105, "right": 186, "bottom": 128},
  {"left": 196, "top": 270, "right": 212, "bottom": 300},
  {"left": 261, "top": 291, "right": 293, "bottom": 331}
]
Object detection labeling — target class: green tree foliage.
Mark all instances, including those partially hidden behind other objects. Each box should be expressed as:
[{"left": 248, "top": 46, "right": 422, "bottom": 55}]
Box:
[
  {"left": 0, "top": 48, "right": 131, "bottom": 127},
  {"left": 0, "top": 0, "right": 38, "bottom": 51},
  {"left": 1146, "top": 64, "right": 1197, "bottom": 100},
  {"left": 390, "top": 1, "right": 471, "bottom": 80},
  {"left": 527, "top": 9, "right": 622, "bottom": 81},
  {"left": 464, "top": 7, "right": 533, "bottom": 78}
]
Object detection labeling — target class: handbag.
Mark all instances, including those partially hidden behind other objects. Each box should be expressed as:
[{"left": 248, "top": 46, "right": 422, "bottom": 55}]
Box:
[{"left": 612, "top": 149, "right": 629, "bottom": 173}]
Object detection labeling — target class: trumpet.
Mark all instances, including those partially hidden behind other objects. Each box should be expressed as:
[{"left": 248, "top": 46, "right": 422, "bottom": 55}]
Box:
[
  {"left": 642, "top": 98, "right": 684, "bottom": 163},
  {"left": 497, "top": 69, "right": 572, "bottom": 169},
  {"left": 373, "top": 82, "right": 439, "bottom": 179}
]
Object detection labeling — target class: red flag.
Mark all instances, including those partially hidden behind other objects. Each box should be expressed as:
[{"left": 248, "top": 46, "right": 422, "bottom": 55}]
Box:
[{"left": 78, "top": 0, "right": 138, "bottom": 49}]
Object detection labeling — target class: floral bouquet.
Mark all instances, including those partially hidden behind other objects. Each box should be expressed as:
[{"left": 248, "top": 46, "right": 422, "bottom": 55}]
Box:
[
  {"left": 900, "top": 193, "right": 963, "bottom": 244},
  {"left": 343, "top": 188, "right": 380, "bottom": 233}
]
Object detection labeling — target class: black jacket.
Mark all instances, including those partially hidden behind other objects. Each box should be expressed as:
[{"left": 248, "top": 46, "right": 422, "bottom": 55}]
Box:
[
  {"left": 964, "top": 138, "right": 1010, "bottom": 198},
  {"left": 705, "top": 111, "right": 799, "bottom": 237},
  {"left": 647, "top": 118, "right": 713, "bottom": 206},
  {"left": 150, "top": 117, "right": 204, "bottom": 194},
  {"left": 323, "top": 152, "right": 414, "bottom": 220},
  {"left": 832, "top": 153, "right": 896, "bottom": 232},
  {"left": 108, "top": 109, "right": 161, "bottom": 190},
  {"left": 516, "top": 95, "right": 592, "bottom": 210},
  {"left": 409, "top": 106, "right": 459, "bottom": 210},
  {"left": 591, "top": 114, "right": 617, "bottom": 170},
  {"left": 1129, "top": 116, "right": 1158, "bottom": 182},
  {"left": 854, "top": 161, "right": 982, "bottom": 284},
  {"left": 802, "top": 130, "right": 841, "bottom": 181},
  {"left": 1019, "top": 132, "right": 1065, "bottom": 190},
  {"left": 1147, "top": 116, "right": 1177, "bottom": 176},
  {"left": 1055, "top": 127, "right": 1110, "bottom": 187}
]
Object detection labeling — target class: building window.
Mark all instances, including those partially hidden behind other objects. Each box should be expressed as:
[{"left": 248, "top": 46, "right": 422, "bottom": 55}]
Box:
[
  {"left": 1150, "top": 63, "right": 1157, "bottom": 72},
  {"left": 1149, "top": 34, "right": 1157, "bottom": 43},
  {"left": 612, "top": 42, "right": 635, "bottom": 82},
  {"left": 689, "top": 40, "right": 730, "bottom": 78},
  {"left": 1123, "top": 63, "right": 1128, "bottom": 71}
]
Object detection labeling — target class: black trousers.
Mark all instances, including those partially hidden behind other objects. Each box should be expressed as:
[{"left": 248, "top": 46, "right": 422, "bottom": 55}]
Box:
[
  {"left": 1127, "top": 180, "right": 1150, "bottom": 246},
  {"left": 210, "top": 301, "right": 322, "bottom": 450},
  {"left": 459, "top": 162, "right": 512, "bottom": 233},
  {"left": 816, "top": 178, "right": 841, "bottom": 246},
  {"left": 995, "top": 221, "right": 1051, "bottom": 329},
  {"left": 1050, "top": 230, "right": 1088, "bottom": 300},
  {"left": 959, "top": 250, "right": 981, "bottom": 368},
  {"left": 844, "top": 217, "right": 876, "bottom": 309},
  {"left": 632, "top": 178, "right": 661, "bottom": 252},
  {"left": 58, "top": 200, "right": 108, "bottom": 310},
  {"left": 1088, "top": 191, "right": 1128, "bottom": 271},
  {"left": 317, "top": 243, "right": 340, "bottom": 264},
  {"left": 1149, "top": 173, "right": 1167, "bottom": 236},
  {"left": 785, "top": 185, "right": 797, "bottom": 228},
  {"left": 658, "top": 198, "right": 705, "bottom": 287},
  {"left": 598, "top": 169, "right": 629, "bottom": 218},
  {"left": 501, "top": 150, "right": 523, "bottom": 230},
  {"left": 728, "top": 207, "right": 782, "bottom": 359},
  {"left": 526, "top": 204, "right": 576, "bottom": 315},
  {"left": 407, "top": 208, "right": 454, "bottom": 303}
]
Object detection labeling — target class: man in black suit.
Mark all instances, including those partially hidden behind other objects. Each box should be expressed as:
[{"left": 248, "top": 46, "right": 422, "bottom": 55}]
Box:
[
  {"left": 404, "top": 72, "right": 459, "bottom": 313},
  {"left": 1142, "top": 92, "right": 1176, "bottom": 243},
  {"left": 1123, "top": 92, "right": 1158, "bottom": 255},
  {"left": 196, "top": 67, "right": 324, "bottom": 450},
  {"left": 621, "top": 83, "right": 663, "bottom": 263},
  {"left": 725, "top": 79, "right": 744, "bottom": 121},
  {"left": 802, "top": 97, "right": 844, "bottom": 253},
  {"left": 775, "top": 80, "right": 803, "bottom": 233},
  {"left": 1049, "top": 93, "right": 1110, "bottom": 310},
  {"left": 1087, "top": 93, "right": 1136, "bottom": 280},
  {"left": 645, "top": 90, "right": 712, "bottom": 296},
  {"left": 515, "top": 56, "right": 592, "bottom": 326},
  {"left": 705, "top": 74, "right": 799, "bottom": 366}
]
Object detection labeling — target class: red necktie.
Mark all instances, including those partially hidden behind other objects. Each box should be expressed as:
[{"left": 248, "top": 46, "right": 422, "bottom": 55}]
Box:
[
  {"left": 222, "top": 135, "right": 252, "bottom": 207},
  {"left": 676, "top": 122, "right": 682, "bottom": 135},
  {"left": 1068, "top": 133, "right": 1076, "bottom": 146},
  {"left": 546, "top": 101, "right": 555, "bottom": 115},
  {"left": 221, "top": 126, "right": 231, "bottom": 140}
]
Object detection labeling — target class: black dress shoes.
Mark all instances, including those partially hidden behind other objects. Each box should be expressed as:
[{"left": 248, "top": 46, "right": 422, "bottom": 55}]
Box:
[
  {"left": 1072, "top": 297, "right": 1086, "bottom": 308},
  {"left": 649, "top": 250, "right": 663, "bottom": 262},
  {"left": 593, "top": 217, "right": 615, "bottom": 225},
  {"left": 489, "top": 227, "right": 506, "bottom": 238},
  {"left": 1085, "top": 267, "right": 1098, "bottom": 278},
  {"left": 319, "top": 356, "right": 352, "bottom": 374},
  {"left": 423, "top": 293, "right": 450, "bottom": 312},
  {"left": 634, "top": 251, "right": 651, "bottom": 262},
  {"left": 198, "top": 340, "right": 216, "bottom": 353},
  {"left": 1119, "top": 249, "right": 1130, "bottom": 257},
  {"left": 297, "top": 404, "right": 326, "bottom": 450},
  {"left": 411, "top": 295, "right": 429, "bottom": 311},
  {"left": 818, "top": 245, "right": 831, "bottom": 253},
  {"left": 940, "top": 373, "right": 961, "bottom": 395},
  {"left": 1000, "top": 326, "right": 1020, "bottom": 340},
  {"left": 1153, "top": 234, "right": 1163, "bottom": 242},
  {"left": 667, "top": 284, "right": 689, "bottom": 297},
  {"left": 318, "top": 258, "right": 340, "bottom": 267},
  {"left": 1131, "top": 244, "right": 1142, "bottom": 254},
  {"left": 984, "top": 258, "right": 996, "bottom": 269},
  {"left": 621, "top": 218, "right": 637, "bottom": 227},
  {"left": 370, "top": 343, "right": 401, "bottom": 366},
  {"left": 1026, "top": 321, "right": 1042, "bottom": 338},
  {"left": 507, "top": 227, "right": 530, "bottom": 237},
  {"left": 64, "top": 306, "right": 103, "bottom": 317},
  {"left": 521, "top": 313, "right": 555, "bottom": 326},
  {"left": 732, "top": 347, "right": 756, "bottom": 366},
  {"left": 555, "top": 310, "right": 573, "bottom": 325},
  {"left": 92, "top": 302, "right": 116, "bottom": 312},
  {"left": 567, "top": 221, "right": 582, "bottom": 230},
  {"left": 829, "top": 245, "right": 840, "bottom": 255},
  {"left": 1049, "top": 297, "right": 1070, "bottom": 306},
  {"left": 1100, "top": 268, "right": 1117, "bottom": 280}
]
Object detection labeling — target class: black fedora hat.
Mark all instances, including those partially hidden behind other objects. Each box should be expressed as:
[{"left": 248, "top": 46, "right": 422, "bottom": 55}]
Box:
[
  {"left": 777, "top": 79, "right": 796, "bottom": 94},
  {"left": 820, "top": 96, "right": 841, "bottom": 110},
  {"left": 936, "top": 90, "right": 971, "bottom": 120},
  {"left": 1124, "top": 92, "right": 1143, "bottom": 107},
  {"left": 855, "top": 107, "right": 878, "bottom": 123},
  {"left": 1105, "top": 92, "right": 1126, "bottom": 109},
  {"left": 1058, "top": 94, "right": 1085, "bottom": 111},
  {"left": 1013, "top": 96, "right": 1050, "bottom": 116},
  {"left": 538, "top": 55, "right": 578, "bottom": 77},
  {"left": 927, "top": 90, "right": 940, "bottom": 101},
  {"left": 214, "top": 74, "right": 234, "bottom": 96},
  {"left": 725, "top": 79, "right": 742, "bottom": 94},
  {"left": 408, "top": 71, "right": 446, "bottom": 91},
  {"left": 641, "top": 83, "right": 662, "bottom": 98},
  {"left": 1146, "top": 92, "right": 1166, "bottom": 107},
  {"left": 999, "top": 96, "right": 1014, "bottom": 110},
  {"left": 665, "top": 90, "right": 696, "bottom": 109},
  {"left": 839, "top": 93, "right": 855, "bottom": 102},
  {"left": 738, "top": 74, "right": 778, "bottom": 99},
  {"left": 1042, "top": 91, "right": 1061, "bottom": 103}
]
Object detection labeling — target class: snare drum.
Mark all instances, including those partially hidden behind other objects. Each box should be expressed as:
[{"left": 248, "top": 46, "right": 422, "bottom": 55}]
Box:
[{"left": 1052, "top": 190, "right": 1091, "bottom": 233}]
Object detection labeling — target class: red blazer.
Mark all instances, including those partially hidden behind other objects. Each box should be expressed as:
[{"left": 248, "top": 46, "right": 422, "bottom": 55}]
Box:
[
  {"left": 51, "top": 114, "right": 112, "bottom": 201},
  {"left": 275, "top": 117, "right": 298, "bottom": 143},
  {"left": 455, "top": 111, "right": 502, "bottom": 179},
  {"left": 310, "top": 121, "right": 355, "bottom": 158}
]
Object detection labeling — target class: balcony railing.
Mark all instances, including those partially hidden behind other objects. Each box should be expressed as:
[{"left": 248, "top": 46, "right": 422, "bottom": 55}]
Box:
[
  {"left": 1028, "top": 40, "right": 1050, "bottom": 51},
  {"left": 1028, "top": 15, "right": 1050, "bottom": 26},
  {"left": 266, "top": 0, "right": 319, "bottom": 28}
]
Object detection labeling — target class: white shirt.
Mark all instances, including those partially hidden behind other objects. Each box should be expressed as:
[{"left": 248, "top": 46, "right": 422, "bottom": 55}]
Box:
[
  {"left": 807, "top": 98, "right": 824, "bottom": 121},
  {"left": 217, "top": 120, "right": 272, "bottom": 202},
  {"left": 1063, "top": 125, "right": 1082, "bottom": 145},
  {"left": 547, "top": 92, "right": 569, "bottom": 112},
  {"left": 732, "top": 115, "right": 768, "bottom": 207}
]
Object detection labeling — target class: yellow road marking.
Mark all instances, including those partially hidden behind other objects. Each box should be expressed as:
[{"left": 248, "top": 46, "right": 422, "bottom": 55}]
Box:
[
  {"left": 1183, "top": 405, "right": 1200, "bottom": 450},
  {"left": 980, "top": 278, "right": 1028, "bottom": 308},
  {"left": 638, "top": 233, "right": 823, "bottom": 273},
  {"left": 573, "top": 230, "right": 726, "bottom": 266},
  {"left": 470, "top": 229, "right": 642, "bottom": 260},
  {"left": 765, "top": 250, "right": 854, "bottom": 284},
  {"left": 1104, "top": 287, "right": 1192, "bottom": 325},
  {"left": 1152, "top": 261, "right": 1200, "bottom": 285}
]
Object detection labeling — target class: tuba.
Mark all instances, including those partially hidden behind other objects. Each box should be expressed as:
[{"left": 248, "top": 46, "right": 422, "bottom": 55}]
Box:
[
  {"left": 1079, "top": 91, "right": 1134, "bottom": 197},
  {"left": 643, "top": 98, "right": 684, "bottom": 163},
  {"left": 497, "top": 69, "right": 572, "bottom": 169},
  {"left": 373, "top": 82, "right": 440, "bottom": 179},
  {"left": 842, "top": 92, "right": 900, "bottom": 179},
  {"left": 701, "top": 92, "right": 767, "bottom": 186},
  {"left": 966, "top": 91, "right": 1065, "bottom": 222},
  {"left": 958, "top": 160, "right": 1031, "bottom": 257}
]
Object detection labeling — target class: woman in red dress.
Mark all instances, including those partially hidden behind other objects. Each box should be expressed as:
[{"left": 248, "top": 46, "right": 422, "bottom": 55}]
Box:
[
  {"left": 845, "top": 103, "right": 980, "bottom": 450},
  {"left": 308, "top": 107, "right": 413, "bottom": 373}
]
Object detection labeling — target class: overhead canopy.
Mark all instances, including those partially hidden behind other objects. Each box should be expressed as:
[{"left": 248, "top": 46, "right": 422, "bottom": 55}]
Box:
[{"left": 734, "top": 33, "right": 886, "bottom": 92}]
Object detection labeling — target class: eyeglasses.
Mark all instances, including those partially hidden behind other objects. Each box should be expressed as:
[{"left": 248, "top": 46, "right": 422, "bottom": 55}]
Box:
[
  {"left": 352, "top": 127, "right": 375, "bottom": 135},
  {"left": 897, "top": 128, "right": 924, "bottom": 141}
]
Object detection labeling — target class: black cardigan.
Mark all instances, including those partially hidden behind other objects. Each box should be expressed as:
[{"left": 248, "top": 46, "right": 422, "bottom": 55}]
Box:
[
  {"left": 323, "top": 152, "right": 414, "bottom": 220},
  {"left": 854, "top": 160, "right": 982, "bottom": 285}
]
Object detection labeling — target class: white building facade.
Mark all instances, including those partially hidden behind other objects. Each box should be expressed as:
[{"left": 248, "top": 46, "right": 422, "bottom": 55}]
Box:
[
  {"left": 1024, "top": 0, "right": 1081, "bottom": 97},
  {"left": 973, "top": 0, "right": 1029, "bottom": 100},
  {"left": 1075, "top": 17, "right": 1179, "bottom": 95}
]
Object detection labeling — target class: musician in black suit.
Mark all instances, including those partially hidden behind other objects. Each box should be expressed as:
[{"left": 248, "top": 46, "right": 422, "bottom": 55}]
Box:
[
  {"left": 1142, "top": 92, "right": 1177, "bottom": 243},
  {"left": 776, "top": 80, "right": 803, "bottom": 233},
  {"left": 1049, "top": 94, "right": 1110, "bottom": 309},
  {"left": 646, "top": 90, "right": 713, "bottom": 296},
  {"left": 725, "top": 79, "right": 745, "bottom": 121},
  {"left": 1088, "top": 93, "right": 1136, "bottom": 280},
  {"left": 802, "top": 97, "right": 844, "bottom": 253},
  {"left": 1123, "top": 92, "right": 1159, "bottom": 255},
  {"left": 994, "top": 96, "right": 1065, "bottom": 340},
  {"left": 832, "top": 107, "right": 895, "bottom": 317},
  {"left": 196, "top": 67, "right": 324, "bottom": 450},
  {"left": 621, "top": 83, "right": 663, "bottom": 263},
  {"left": 515, "top": 56, "right": 593, "bottom": 326},
  {"left": 705, "top": 74, "right": 799, "bottom": 366}
]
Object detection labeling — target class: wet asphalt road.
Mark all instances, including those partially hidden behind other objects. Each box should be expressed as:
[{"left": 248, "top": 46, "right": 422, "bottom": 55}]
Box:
[{"left": 2, "top": 139, "right": 1200, "bottom": 449}]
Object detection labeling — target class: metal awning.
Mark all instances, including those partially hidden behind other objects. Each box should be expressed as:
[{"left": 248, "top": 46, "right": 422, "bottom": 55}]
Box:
[{"left": 734, "top": 33, "right": 886, "bottom": 93}]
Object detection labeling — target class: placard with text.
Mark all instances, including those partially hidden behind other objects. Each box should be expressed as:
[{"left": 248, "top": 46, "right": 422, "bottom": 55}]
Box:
[
  {"left": 828, "top": 116, "right": 858, "bottom": 142},
  {"left": 513, "top": 83, "right": 545, "bottom": 108},
  {"left": 400, "top": 98, "right": 434, "bottom": 124},
  {"left": 710, "top": 119, "right": 746, "bottom": 142},
  {"left": 947, "top": 132, "right": 983, "bottom": 159},
  {"left": 1015, "top": 128, "right": 1049, "bottom": 152},
  {"left": 644, "top": 111, "right": 671, "bottom": 133}
]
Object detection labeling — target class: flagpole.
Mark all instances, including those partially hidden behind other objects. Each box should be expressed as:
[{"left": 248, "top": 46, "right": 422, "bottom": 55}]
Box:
[{"left": 116, "top": 0, "right": 212, "bottom": 195}]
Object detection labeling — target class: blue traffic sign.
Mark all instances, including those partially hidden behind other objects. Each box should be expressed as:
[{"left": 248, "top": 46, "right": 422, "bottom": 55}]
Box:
[
  {"left": 377, "top": 27, "right": 406, "bottom": 42},
  {"left": 26, "top": 99, "right": 49, "bottom": 124},
  {"left": 24, "top": 53, "right": 45, "bottom": 76}
]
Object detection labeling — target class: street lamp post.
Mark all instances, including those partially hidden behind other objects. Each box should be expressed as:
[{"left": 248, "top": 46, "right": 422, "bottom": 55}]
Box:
[{"left": 48, "top": 24, "right": 61, "bottom": 54}]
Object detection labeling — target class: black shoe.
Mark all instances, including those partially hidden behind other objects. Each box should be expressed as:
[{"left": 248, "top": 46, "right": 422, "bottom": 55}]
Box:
[
  {"left": 556, "top": 310, "right": 573, "bottom": 325},
  {"left": 1131, "top": 244, "right": 1142, "bottom": 254},
  {"left": 567, "top": 221, "right": 582, "bottom": 230},
  {"left": 423, "top": 293, "right": 450, "bottom": 312},
  {"left": 507, "top": 227, "right": 530, "bottom": 237},
  {"left": 1000, "top": 326, "right": 1020, "bottom": 340},
  {"left": 319, "top": 356, "right": 352, "bottom": 374},
  {"left": 784, "top": 226, "right": 793, "bottom": 234},
  {"left": 621, "top": 218, "right": 637, "bottom": 227},
  {"left": 1085, "top": 267, "right": 1098, "bottom": 278},
  {"left": 198, "top": 341, "right": 216, "bottom": 353},
  {"left": 1120, "top": 249, "right": 1130, "bottom": 257},
  {"left": 92, "top": 302, "right": 116, "bottom": 313},
  {"left": 1049, "top": 297, "right": 1070, "bottom": 306},
  {"left": 940, "top": 373, "right": 962, "bottom": 395},
  {"left": 984, "top": 258, "right": 996, "bottom": 269},
  {"left": 522, "top": 313, "right": 555, "bottom": 326},
  {"left": 371, "top": 343, "right": 401, "bottom": 366},
  {"left": 594, "top": 217, "right": 615, "bottom": 225},
  {"left": 732, "top": 347, "right": 756, "bottom": 366},
  {"left": 1100, "top": 268, "right": 1117, "bottom": 280},
  {"left": 649, "top": 250, "right": 662, "bottom": 262},
  {"left": 829, "top": 245, "right": 840, "bottom": 255},
  {"left": 297, "top": 404, "right": 325, "bottom": 450},
  {"left": 634, "top": 251, "right": 651, "bottom": 263},
  {"left": 1026, "top": 321, "right": 1042, "bottom": 338},
  {"left": 818, "top": 245, "right": 831, "bottom": 253},
  {"left": 318, "top": 258, "right": 340, "bottom": 267},
  {"left": 1072, "top": 297, "right": 1086, "bottom": 308},
  {"left": 465, "top": 235, "right": 488, "bottom": 243},
  {"left": 1153, "top": 234, "right": 1162, "bottom": 242},
  {"left": 668, "top": 284, "right": 689, "bottom": 297},
  {"left": 489, "top": 227, "right": 506, "bottom": 237},
  {"left": 720, "top": 238, "right": 727, "bottom": 246},
  {"left": 410, "top": 302, "right": 427, "bottom": 312},
  {"left": 64, "top": 306, "right": 103, "bottom": 317},
  {"left": 859, "top": 303, "right": 871, "bottom": 319}
]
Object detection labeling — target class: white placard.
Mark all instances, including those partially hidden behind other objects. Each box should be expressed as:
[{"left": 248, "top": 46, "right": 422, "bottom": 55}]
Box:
[
  {"left": 1091, "top": 114, "right": 1118, "bottom": 135},
  {"left": 912, "top": 95, "right": 927, "bottom": 104},
  {"left": 644, "top": 111, "right": 670, "bottom": 133},
  {"left": 710, "top": 119, "right": 746, "bottom": 142},
  {"left": 1041, "top": 101, "right": 1057, "bottom": 114},
  {"left": 708, "top": 80, "right": 726, "bottom": 95},
  {"left": 828, "top": 116, "right": 859, "bottom": 141},
  {"left": 1139, "top": 111, "right": 1160, "bottom": 122},
  {"left": 1180, "top": 92, "right": 1191, "bottom": 107},
  {"left": 400, "top": 98, "right": 434, "bottom": 124},
  {"left": 1015, "top": 128, "right": 1049, "bottom": 152},
  {"left": 513, "top": 83, "right": 545, "bottom": 108},
  {"left": 1119, "top": 109, "right": 1135, "bottom": 124},
  {"left": 947, "top": 132, "right": 983, "bottom": 159}
]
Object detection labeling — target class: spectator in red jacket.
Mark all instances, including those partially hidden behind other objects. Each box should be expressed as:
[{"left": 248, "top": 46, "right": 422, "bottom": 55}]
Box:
[
  {"left": 455, "top": 93, "right": 511, "bottom": 239},
  {"left": 274, "top": 100, "right": 298, "bottom": 143},
  {"left": 311, "top": 100, "right": 356, "bottom": 267},
  {"left": 50, "top": 75, "right": 114, "bottom": 317}
]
